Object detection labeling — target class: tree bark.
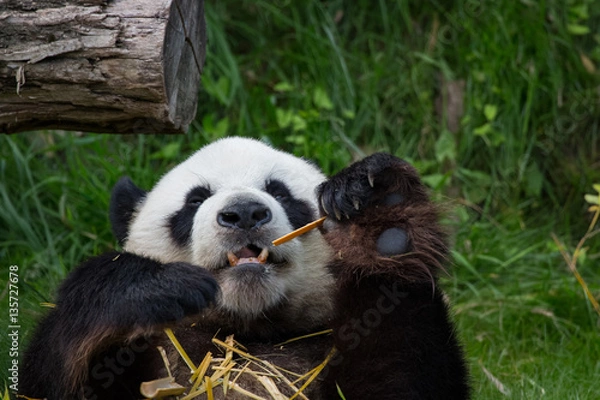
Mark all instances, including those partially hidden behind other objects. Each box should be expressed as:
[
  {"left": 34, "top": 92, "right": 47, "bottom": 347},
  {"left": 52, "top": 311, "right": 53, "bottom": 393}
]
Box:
[{"left": 0, "top": 0, "right": 205, "bottom": 134}]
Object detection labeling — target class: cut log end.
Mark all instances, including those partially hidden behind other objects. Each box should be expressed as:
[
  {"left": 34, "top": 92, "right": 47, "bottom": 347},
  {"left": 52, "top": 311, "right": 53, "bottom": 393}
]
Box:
[{"left": 163, "top": 0, "right": 206, "bottom": 133}]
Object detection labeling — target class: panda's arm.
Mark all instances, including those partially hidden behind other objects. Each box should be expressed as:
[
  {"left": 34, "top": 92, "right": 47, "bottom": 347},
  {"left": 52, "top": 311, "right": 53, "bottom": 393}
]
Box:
[
  {"left": 318, "top": 153, "right": 470, "bottom": 399},
  {"left": 21, "top": 251, "right": 217, "bottom": 399}
]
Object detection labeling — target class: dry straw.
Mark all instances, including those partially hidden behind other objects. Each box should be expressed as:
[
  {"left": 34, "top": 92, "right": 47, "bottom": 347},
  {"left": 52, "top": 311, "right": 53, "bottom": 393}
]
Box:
[{"left": 141, "top": 328, "right": 334, "bottom": 399}]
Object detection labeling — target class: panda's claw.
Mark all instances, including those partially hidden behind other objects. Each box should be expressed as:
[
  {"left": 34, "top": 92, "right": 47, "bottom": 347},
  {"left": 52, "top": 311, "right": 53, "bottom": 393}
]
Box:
[
  {"left": 320, "top": 196, "right": 329, "bottom": 216},
  {"left": 332, "top": 204, "right": 342, "bottom": 221},
  {"left": 318, "top": 153, "right": 419, "bottom": 223},
  {"left": 367, "top": 172, "right": 375, "bottom": 188}
]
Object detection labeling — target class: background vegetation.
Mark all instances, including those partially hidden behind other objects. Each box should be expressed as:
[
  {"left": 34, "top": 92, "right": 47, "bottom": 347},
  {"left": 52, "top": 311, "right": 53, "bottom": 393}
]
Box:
[{"left": 2, "top": 0, "right": 600, "bottom": 398}]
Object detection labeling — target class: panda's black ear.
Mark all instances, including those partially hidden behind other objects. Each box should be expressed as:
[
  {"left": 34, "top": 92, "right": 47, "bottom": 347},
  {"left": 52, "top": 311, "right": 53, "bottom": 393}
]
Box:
[{"left": 109, "top": 177, "right": 147, "bottom": 246}]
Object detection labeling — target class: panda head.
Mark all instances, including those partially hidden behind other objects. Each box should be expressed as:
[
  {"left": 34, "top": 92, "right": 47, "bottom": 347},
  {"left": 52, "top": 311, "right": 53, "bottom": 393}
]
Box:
[{"left": 110, "top": 138, "right": 334, "bottom": 322}]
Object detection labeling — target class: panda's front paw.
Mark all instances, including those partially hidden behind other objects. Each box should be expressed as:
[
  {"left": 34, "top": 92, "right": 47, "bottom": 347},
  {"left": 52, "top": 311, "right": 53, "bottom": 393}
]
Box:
[
  {"left": 318, "top": 153, "right": 423, "bottom": 221},
  {"left": 317, "top": 153, "right": 447, "bottom": 281},
  {"left": 122, "top": 262, "right": 219, "bottom": 327}
]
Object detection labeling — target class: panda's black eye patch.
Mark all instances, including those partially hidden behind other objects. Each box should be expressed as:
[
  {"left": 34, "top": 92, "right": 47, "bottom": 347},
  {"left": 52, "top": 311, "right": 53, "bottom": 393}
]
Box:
[
  {"left": 265, "top": 179, "right": 314, "bottom": 230},
  {"left": 185, "top": 186, "right": 212, "bottom": 207},
  {"left": 168, "top": 186, "right": 211, "bottom": 247},
  {"left": 265, "top": 180, "right": 291, "bottom": 201}
]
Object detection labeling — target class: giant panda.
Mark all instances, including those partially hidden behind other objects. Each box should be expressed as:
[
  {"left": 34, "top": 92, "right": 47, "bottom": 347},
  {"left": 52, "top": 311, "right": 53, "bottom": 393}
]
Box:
[{"left": 21, "top": 137, "right": 470, "bottom": 399}]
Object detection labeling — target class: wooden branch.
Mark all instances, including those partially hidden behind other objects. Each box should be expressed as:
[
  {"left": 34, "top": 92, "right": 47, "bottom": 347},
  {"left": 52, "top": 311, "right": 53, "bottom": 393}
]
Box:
[{"left": 0, "top": 0, "right": 206, "bottom": 134}]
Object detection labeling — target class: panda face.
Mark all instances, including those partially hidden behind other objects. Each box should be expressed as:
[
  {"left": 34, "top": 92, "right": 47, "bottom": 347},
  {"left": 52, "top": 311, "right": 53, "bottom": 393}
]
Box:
[{"left": 123, "top": 138, "right": 334, "bottom": 320}]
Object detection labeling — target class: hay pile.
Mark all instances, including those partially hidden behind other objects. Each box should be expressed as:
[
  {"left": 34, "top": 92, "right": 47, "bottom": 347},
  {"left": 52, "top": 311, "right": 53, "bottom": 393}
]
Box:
[{"left": 141, "top": 329, "right": 335, "bottom": 400}]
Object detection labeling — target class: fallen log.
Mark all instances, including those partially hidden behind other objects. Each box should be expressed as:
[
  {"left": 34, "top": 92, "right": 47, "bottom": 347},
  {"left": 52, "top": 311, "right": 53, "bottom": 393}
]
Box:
[{"left": 0, "top": 0, "right": 206, "bottom": 134}]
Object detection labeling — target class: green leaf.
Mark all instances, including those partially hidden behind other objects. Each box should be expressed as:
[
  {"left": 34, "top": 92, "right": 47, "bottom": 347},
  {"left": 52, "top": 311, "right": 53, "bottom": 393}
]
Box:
[
  {"left": 584, "top": 194, "right": 600, "bottom": 205},
  {"left": 276, "top": 108, "right": 293, "bottom": 129},
  {"left": 484, "top": 104, "right": 498, "bottom": 121},
  {"left": 298, "top": 108, "right": 320, "bottom": 120},
  {"left": 421, "top": 173, "right": 451, "bottom": 189},
  {"left": 201, "top": 115, "right": 229, "bottom": 139},
  {"left": 313, "top": 87, "right": 334, "bottom": 110},
  {"left": 274, "top": 81, "right": 294, "bottom": 92},
  {"left": 201, "top": 75, "right": 231, "bottom": 106},
  {"left": 150, "top": 142, "right": 181, "bottom": 160},
  {"left": 459, "top": 168, "right": 492, "bottom": 185},
  {"left": 342, "top": 109, "right": 356, "bottom": 119},
  {"left": 473, "top": 122, "right": 492, "bottom": 136},
  {"left": 286, "top": 135, "right": 306, "bottom": 145},
  {"left": 336, "top": 383, "right": 347, "bottom": 400},
  {"left": 567, "top": 24, "right": 590, "bottom": 35},
  {"left": 434, "top": 130, "right": 456, "bottom": 163},
  {"left": 291, "top": 114, "right": 307, "bottom": 131},
  {"left": 593, "top": 184, "right": 600, "bottom": 194},
  {"left": 569, "top": 4, "right": 589, "bottom": 20},
  {"left": 213, "top": 117, "right": 229, "bottom": 136}
]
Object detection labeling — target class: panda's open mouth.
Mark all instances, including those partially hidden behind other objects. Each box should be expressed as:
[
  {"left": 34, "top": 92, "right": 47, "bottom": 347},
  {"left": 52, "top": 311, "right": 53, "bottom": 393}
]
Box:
[{"left": 226, "top": 244, "right": 276, "bottom": 267}]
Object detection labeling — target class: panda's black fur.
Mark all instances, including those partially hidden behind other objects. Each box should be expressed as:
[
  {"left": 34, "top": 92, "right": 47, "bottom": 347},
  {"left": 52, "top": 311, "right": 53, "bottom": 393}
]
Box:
[{"left": 21, "top": 138, "right": 470, "bottom": 399}]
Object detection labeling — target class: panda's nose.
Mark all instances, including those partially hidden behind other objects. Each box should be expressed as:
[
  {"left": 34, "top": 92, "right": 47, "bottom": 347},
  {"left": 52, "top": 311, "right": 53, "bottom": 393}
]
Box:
[{"left": 217, "top": 201, "right": 272, "bottom": 230}]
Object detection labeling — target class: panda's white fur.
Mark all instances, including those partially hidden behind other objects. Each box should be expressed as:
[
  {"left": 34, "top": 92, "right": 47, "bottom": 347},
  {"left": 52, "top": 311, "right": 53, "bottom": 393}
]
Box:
[{"left": 125, "top": 137, "right": 335, "bottom": 322}]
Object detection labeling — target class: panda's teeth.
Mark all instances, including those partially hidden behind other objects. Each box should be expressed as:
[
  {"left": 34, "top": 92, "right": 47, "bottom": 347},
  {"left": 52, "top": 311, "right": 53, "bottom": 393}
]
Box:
[
  {"left": 257, "top": 248, "right": 269, "bottom": 263},
  {"left": 227, "top": 252, "right": 239, "bottom": 267},
  {"left": 226, "top": 248, "right": 269, "bottom": 267}
]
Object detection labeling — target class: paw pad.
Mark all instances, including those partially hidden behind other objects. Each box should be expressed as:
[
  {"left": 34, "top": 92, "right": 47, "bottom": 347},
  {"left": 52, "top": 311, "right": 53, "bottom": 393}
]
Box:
[
  {"left": 382, "top": 192, "right": 404, "bottom": 207},
  {"left": 376, "top": 227, "right": 409, "bottom": 256}
]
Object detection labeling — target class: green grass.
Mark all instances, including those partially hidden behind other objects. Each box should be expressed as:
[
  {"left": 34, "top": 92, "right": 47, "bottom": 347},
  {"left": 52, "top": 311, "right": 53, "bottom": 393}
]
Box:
[{"left": 2, "top": 0, "right": 600, "bottom": 398}]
